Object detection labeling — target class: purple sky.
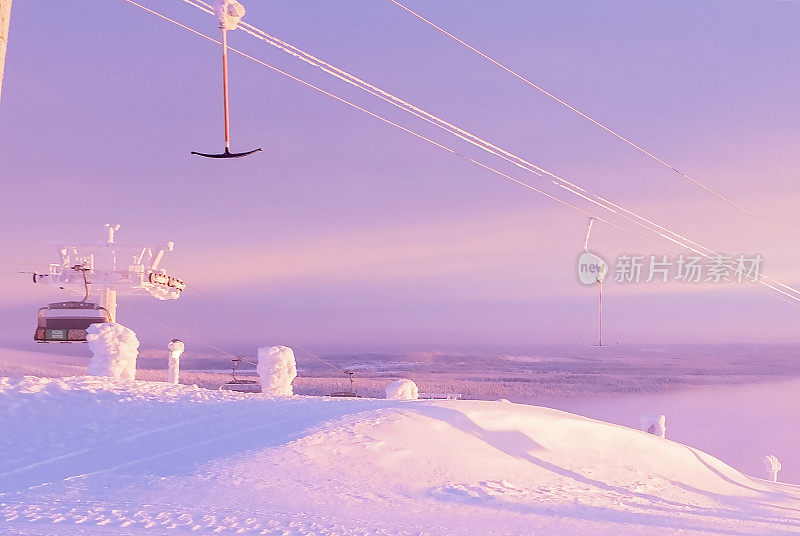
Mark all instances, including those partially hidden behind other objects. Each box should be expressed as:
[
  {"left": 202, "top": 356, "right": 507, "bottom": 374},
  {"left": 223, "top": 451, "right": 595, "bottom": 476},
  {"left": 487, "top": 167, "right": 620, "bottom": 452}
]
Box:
[{"left": 1, "top": 0, "right": 800, "bottom": 352}]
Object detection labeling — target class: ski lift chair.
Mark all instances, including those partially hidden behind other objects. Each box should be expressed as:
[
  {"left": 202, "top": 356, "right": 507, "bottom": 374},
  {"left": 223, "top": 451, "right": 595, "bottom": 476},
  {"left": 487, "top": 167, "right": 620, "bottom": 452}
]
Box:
[
  {"left": 329, "top": 370, "right": 363, "bottom": 398},
  {"left": 220, "top": 357, "right": 261, "bottom": 393},
  {"left": 34, "top": 301, "right": 111, "bottom": 343}
]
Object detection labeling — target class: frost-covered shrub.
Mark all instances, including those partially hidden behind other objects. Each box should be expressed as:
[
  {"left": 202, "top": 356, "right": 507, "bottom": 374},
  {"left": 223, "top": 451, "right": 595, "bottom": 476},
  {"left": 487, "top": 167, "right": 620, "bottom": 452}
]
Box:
[
  {"left": 87, "top": 323, "right": 140, "bottom": 380},
  {"left": 167, "top": 339, "right": 185, "bottom": 385},
  {"left": 639, "top": 414, "right": 666, "bottom": 439},
  {"left": 764, "top": 455, "right": 781, "bottom": 482},
  {"left": 257, "top": 346, "right": 297, "bottom": 396},
  {"left": 386, "top": 379, "right": 419, "bottom": 400}
]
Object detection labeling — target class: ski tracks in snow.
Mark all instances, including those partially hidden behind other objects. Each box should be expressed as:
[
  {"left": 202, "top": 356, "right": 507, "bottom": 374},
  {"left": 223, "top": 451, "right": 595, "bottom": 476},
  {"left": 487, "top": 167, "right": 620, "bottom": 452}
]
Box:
[
  {"left": 1, "top": 496, "right": 421, "bottom": 535},
  {"left": 1, "top": 397, "right": 357, "bottom": 492}
]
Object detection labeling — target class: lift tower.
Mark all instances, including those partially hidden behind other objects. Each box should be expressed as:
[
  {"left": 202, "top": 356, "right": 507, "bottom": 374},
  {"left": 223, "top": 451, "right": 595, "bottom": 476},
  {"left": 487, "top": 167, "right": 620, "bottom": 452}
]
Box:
[{"left": 0, "top": 0, "right": 11, "bottom": 105}]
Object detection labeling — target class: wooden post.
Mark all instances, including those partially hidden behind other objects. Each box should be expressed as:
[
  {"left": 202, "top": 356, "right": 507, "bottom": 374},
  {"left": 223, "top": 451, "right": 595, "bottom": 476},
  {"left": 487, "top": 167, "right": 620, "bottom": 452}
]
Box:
[{"left": 0, "top": 0, "right": 12, "bottom": 106}]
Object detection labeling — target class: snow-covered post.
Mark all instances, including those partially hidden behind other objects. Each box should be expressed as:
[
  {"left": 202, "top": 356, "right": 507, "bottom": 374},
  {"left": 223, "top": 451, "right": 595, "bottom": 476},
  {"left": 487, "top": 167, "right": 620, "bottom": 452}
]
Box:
[
  {"left": 0, "top": 0, "right": 12, "bottom": 106},
  {"left": 639, "top": 414, "right": 666, "bottom": 439},
  {"left": 257, "top": 345, "right": 296, "bottom": 396},
  {"left": 86, "top": 323, "right": 140, "bottom": 380},
  {"left": 167, "top": 339, "right": 184, "bottom": 385},
  {"left": 386, "top": 379, "right": 419, "bottom": 400},
  {"left": 764, "top": 455, "right": 781, "bottom": 483}
]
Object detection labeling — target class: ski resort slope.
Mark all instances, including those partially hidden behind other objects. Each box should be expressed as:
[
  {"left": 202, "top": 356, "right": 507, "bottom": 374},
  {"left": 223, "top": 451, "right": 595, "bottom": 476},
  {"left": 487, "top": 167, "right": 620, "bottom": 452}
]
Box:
[{"left": 1, "top": 377, "right": 799, "bottom": 535}]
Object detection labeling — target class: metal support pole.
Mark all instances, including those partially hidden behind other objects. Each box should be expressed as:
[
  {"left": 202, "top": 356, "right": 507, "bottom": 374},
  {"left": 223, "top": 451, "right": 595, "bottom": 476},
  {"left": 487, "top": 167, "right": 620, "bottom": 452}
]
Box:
[
  {"left": 103, "top": 288, "right": 117, "bottom": 323},
  {"left": 0, "top": 0, "right": 12, "bottom": 106},
  {"left": 584, "top": 216, "right": 603, "bottom": 346},
  {"left": 221, "top": 28, "right": 231, "bottom": 151},
  {"left": 584, "top": 217, "right": 595, "bottom": 253},
  {"left": 598, "top": 280, "right": 603, "bottom": 347}
]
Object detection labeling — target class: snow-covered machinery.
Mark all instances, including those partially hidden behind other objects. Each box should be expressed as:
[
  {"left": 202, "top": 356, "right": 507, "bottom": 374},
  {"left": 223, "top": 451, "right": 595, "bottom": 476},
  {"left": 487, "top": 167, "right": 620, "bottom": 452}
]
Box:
[{"left": 32, "top": 224, "right": 186, "bottom": 343}]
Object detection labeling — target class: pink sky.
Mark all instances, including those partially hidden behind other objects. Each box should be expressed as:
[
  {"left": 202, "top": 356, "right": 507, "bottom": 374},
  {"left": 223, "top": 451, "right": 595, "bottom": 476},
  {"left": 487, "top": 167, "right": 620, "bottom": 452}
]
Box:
[{"left": 1, "top": 0, "right": 799, "bottom": 351}]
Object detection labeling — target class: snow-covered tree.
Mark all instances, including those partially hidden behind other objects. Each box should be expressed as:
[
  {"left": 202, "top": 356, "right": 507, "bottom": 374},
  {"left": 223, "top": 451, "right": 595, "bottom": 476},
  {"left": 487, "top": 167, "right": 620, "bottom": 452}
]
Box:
[
  {"left": 87, "top": 323, "right": 139, "bottom": 380},
  {"left": 257, "top": 346, "right": 297, "bottom": 396}
]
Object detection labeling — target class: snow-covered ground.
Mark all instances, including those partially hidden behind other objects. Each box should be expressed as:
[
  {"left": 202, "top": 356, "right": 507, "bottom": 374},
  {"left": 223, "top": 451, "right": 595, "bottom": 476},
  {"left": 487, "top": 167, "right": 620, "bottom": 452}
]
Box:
[{"left": 2, "top": 376, "right": 800, "bottom": 535}]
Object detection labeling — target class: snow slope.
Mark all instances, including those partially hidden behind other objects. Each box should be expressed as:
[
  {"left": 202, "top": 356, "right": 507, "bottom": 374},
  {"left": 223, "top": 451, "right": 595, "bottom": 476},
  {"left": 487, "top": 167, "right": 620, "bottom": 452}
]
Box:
[
  {"left": 0, "top": 348, "right": 87, "bottom": 377},
  {"left": 1, "top": 376, "right": 799, "bottom": 535}
]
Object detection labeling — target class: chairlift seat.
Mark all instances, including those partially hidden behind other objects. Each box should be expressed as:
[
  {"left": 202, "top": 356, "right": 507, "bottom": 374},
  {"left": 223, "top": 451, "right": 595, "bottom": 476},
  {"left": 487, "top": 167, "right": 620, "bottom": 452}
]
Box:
[
  {"left": 220, "top": 379, "right": 261, "bottom": 393},
  {"left": 219, "top": 357, "right": 262, "bottom": 393},
  {"left": 329, "top": 391, "right": 364, "bottom": 398},
  {"left": 34, "top": 301, "right": 111, "bottom": 343},
  {"left": 328, "top": 370, "right": 362, "bottom": 397}
]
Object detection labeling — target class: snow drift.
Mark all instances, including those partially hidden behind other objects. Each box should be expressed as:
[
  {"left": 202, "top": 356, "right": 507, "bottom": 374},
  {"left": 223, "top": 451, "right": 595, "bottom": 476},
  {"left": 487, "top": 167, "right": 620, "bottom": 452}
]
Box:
[
  {"left": 385, "top": 378, "right": 419, "bottom": 400},
  {"left": 257, "top": 345, "right": 296, "bottom": 396},
  {"left": 2, "top": 376, "right": 800, "bottom": 535},
  {"left": 86, "top": 323, "right": 139, "bottom": 380}
]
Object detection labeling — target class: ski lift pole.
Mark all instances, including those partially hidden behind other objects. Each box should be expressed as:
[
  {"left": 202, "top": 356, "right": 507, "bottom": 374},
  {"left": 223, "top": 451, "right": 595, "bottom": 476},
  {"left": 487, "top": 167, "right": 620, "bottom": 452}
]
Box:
[
  {"left": 583, "top": 216, "right": 603, "bottom": 347},
  {"left": 102, "top": 288, "right": 117, "bottom": 323},
  {"left": 598, "top": 279, "right": 603, "bottom": 347},
  {"left": 192, "top": 0, "right": 260, "bottom": 159},
  {"left": 221, "top": 27, "right": 231, "bottom": 152}
]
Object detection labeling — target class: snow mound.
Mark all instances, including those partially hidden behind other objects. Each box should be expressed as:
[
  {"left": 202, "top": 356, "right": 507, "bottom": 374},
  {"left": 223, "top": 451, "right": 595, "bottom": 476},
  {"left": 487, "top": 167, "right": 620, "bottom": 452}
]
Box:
[
  {"left": 257, "top": 345, "right": 297, "bottom": 396},
  {"left": 2, "top": 377, "right": 799, "bottom": 535},
  {"left": 86, "top": 323, "right": 140, "bottom": 380},
  {"left": 385, "top": 378, "right": 419, "bottom": 400}
]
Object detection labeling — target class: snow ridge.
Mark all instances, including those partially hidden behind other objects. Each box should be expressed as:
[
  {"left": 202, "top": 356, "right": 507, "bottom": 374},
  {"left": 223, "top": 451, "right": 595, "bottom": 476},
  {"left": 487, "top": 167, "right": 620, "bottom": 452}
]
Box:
[{"left": 1, "top": 376, "right": 799, "bottom": 535}]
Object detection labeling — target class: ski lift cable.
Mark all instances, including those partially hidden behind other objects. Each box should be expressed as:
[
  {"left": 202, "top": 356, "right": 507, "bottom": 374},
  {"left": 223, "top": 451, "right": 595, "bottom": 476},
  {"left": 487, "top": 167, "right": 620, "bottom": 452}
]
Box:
[
  {"left": 122, "top": 0, "right": 800, "bottom": 306},
  {"left": 184, "top": 284, "right": 348, "bottom": 373},
  {"left": 119, "top": 296, "right": 344, "bottom": 373},
  {"left": 179, "top": 0, "right": 543, "bottom": 179},
  {"left": 56, "top": 252, "right": 347, "bottom": 372},
  {"left": 117, "top": 1, "right": 658, "bottom": 248},
  {"left": 177, "top": 0, "right": 787, "bottom": 282},
  {"left": 175, "top": 2, "right": 719, "bottom": 256},
  {"left": 108, "top": 2, "right": 683, "bottom": 255},
  {"left": 129, "top": 2, "right": 716, "bottom": 270},
  {"left": 116, "top": 303, "right": 240, "bottom": 359},
  {"left": 119, "top": 1, "right": 800, "bottom": 307},
  {"left": 220, "top": 8, "right": 800, "bottom": 302},
  {"left": 173, "top": 2, "right": 800, "bottom": 303},
  {"left": 52, "top": 284, "right": 250, "bottom": 358},
  {"left": 384, "top": 0, "right": 800, "bottom": 250}
]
